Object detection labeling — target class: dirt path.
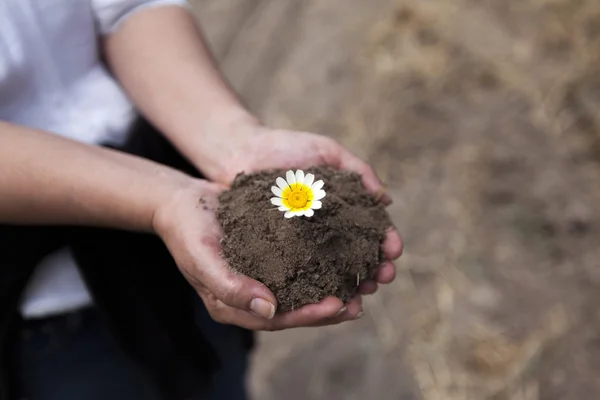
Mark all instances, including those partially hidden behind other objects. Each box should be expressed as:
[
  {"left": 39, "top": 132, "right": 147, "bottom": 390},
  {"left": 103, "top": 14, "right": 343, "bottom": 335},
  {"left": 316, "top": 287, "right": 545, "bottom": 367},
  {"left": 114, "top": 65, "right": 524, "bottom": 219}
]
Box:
[{"left": 191, "top": 1, "right": 600, "bottom": 398}]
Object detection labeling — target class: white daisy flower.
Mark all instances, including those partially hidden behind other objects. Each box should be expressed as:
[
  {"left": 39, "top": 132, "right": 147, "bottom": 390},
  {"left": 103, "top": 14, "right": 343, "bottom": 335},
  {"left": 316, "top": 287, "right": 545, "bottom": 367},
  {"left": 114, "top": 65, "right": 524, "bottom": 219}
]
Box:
[{"left": 270, "top": 169, "right": 326, "bottom": 218}]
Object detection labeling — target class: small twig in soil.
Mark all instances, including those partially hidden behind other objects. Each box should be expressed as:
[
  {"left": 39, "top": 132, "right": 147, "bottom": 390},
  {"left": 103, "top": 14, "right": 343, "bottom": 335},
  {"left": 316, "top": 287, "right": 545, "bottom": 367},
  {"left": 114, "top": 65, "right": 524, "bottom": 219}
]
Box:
[{"left": 357, "top": 272, "right": 360, "bottom": 286}]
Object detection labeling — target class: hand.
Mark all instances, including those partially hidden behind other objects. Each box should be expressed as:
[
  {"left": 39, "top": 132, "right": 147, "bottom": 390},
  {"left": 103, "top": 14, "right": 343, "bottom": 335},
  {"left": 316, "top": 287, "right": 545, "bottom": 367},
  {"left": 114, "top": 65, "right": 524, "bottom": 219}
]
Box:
[
  {"left": 222, "top": 124, "right": 403, "bottom": 297},
  {"left": 152, "top": 179, "right": 365, "bottom": 330}
]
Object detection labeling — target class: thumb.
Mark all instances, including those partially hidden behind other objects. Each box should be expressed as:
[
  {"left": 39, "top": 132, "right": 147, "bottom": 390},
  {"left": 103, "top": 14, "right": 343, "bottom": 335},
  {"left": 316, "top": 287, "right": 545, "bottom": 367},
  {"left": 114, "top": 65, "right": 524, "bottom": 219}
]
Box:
[
  {"left": 337, "top": 148, "right": 392, "bottom": 205},
  {"left": 197, "top": 236, "right": 278, "bottom": 319}
]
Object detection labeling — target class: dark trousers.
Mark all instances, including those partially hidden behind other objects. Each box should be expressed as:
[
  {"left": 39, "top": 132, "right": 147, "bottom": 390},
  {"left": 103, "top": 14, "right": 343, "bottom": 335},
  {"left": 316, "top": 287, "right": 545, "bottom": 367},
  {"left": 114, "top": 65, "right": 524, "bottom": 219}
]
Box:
[
  {"left": 0, "top": 119, "right": 252, "bottom": 400},
  {"left": 10, "top": 305, "right": 249, "bottom": 400}
]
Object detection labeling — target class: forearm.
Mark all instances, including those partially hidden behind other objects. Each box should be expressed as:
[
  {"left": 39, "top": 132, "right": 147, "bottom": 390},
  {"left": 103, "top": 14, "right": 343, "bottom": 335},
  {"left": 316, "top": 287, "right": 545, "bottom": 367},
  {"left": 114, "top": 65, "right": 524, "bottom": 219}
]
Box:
[
  {"left": 104, "top": 6, "right": 256, "bottom": 183},
  {"left": 0, "top": 121, "right": 190, "bottom": 231}
]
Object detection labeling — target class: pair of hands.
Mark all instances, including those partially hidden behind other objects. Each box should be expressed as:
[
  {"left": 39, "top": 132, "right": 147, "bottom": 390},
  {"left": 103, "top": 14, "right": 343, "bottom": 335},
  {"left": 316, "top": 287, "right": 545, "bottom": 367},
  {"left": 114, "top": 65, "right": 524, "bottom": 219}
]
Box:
[{"left": 153, "top": 124, "right": 403, "bottom": 331}]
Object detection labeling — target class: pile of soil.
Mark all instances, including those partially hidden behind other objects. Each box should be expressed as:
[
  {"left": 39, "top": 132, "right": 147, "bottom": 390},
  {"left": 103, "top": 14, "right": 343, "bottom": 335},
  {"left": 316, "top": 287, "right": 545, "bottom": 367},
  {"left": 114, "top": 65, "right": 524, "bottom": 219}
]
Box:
[{"left": 217, "top": 166, "right": 392, "bottom": 312}]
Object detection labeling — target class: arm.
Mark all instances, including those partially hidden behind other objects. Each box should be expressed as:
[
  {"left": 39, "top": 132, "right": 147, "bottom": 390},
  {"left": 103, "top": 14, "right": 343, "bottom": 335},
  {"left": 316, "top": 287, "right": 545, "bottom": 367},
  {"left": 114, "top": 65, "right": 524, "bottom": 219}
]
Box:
[
  {"left": 102, "top": 3, "right": 403, "bottom": 325},
  {"left": 103, "top": 5, "right": 254, "bottom": 183},
  {"left": 102, "top": 5, "right": 393, "bottom": 200},
  {"left": 0, "top": 121, "right": 286, "bottom": 323},
  {"left": 0, "top": 120, "right": 189, "bottom": 230}
]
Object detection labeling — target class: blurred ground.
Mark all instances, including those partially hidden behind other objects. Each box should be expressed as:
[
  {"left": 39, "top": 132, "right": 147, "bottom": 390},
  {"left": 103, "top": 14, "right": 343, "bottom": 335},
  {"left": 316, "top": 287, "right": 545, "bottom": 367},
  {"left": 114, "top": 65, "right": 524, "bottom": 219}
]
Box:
[{"left": 191, "top": 1, "right": 600, "bottom": 399}]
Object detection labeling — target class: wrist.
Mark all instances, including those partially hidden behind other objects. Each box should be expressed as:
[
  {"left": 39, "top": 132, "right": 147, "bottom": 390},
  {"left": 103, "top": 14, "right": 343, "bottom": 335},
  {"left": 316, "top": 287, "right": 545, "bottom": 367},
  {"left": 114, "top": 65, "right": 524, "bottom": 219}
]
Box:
[
  {"left": 123, "top": 165, "right": 192, "bottom": 233},
  {"left": 151, "top": 177, "right": 219, "bottom": 238},
  {"left": 187, "top": 108, "right": 262, "bottom": 184}
]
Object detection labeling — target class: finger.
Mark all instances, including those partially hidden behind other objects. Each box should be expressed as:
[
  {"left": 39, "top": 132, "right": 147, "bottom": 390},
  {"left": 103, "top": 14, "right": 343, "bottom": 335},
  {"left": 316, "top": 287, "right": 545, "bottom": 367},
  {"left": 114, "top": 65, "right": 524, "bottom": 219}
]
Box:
[
  {"left": 337, "top": 148, "right": 392, "bottom": 205},
  {"left": 207, "top": 301, "right": 274, "bottom": 330},
  {"left": 194, "top": 234, "right": 278, "bottom": 319},
  {"left": 342, "top": 294, "right": 363, "bottom": 318},
  {"left": 197, "top": 289, "right": 281, "bottom": 330},
  {"left": 266, "top": 296, "right": 345, "bottom": 329},
  {"left": 221, "top": 296, "right": 346, "bottom": 331},
  {"left": 375, "top": 261, "right": 396, "bottom": 284},
  {"left": 383, "top": 228, "right": 403, "bottom": 260},
  {"left": 358, "top": 280, "right": 379, "bottom": 295},
  {"left": 208, "top": 295, "right": 362, "bottom": 331},
  {"left": 309, "top": 295, "right": 364, "bottom": 327}
]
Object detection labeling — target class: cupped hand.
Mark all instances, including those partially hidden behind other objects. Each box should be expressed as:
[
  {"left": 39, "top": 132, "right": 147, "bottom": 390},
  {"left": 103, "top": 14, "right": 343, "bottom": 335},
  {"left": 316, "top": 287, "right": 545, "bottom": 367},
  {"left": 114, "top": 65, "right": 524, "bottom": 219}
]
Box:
[
  {"left": 152, "top": 179, "right": 364, "bottom": 331},
  {"left": 222, "top": 125, "right": 404, "bottom": 296}
]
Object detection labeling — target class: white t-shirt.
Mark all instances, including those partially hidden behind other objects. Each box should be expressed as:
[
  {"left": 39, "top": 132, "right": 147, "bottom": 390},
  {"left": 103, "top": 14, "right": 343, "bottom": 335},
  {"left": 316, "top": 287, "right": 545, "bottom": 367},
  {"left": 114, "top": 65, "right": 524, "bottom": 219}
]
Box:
[{"left": 0, "top": 0, "right": 188, "bottom": 318}]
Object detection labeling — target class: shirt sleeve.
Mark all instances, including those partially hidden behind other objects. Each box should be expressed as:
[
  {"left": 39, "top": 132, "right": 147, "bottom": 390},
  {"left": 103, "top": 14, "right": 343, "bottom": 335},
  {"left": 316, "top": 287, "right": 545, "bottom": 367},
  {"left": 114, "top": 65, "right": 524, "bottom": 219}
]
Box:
[{"left": 91, "top": 0, "right": 191, "bottom": 35}]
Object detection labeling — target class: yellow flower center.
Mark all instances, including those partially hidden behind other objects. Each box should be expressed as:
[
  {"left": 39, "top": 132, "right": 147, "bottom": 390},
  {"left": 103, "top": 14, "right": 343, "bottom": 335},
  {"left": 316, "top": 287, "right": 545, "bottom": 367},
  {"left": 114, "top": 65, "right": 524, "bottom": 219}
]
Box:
[{"left": 282, "top": 183, "right": 314, "bottom": 211}]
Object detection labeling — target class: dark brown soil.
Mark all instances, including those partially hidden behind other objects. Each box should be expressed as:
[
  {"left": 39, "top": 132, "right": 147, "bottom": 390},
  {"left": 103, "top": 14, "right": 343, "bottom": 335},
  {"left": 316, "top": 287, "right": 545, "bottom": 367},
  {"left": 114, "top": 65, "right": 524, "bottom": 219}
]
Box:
[{"left": 217, "top": 166, "right": 391, "bottom": 312}]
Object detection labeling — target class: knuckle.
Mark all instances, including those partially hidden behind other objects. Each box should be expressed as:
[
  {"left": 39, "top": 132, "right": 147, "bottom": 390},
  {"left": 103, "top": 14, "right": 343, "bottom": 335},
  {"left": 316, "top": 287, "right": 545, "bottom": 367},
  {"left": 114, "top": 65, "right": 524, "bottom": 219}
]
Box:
[
  {"left": 218, "top": 279, "right": 245, "bottom": 308},
  {"left": 209, "top": 300, "right": 234, "bottom": 325}
]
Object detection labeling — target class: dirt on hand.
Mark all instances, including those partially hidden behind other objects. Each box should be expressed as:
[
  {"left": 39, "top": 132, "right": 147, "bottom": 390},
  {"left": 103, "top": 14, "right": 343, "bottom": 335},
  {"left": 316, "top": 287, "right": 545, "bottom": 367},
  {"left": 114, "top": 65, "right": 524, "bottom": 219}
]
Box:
[{"left": 217, "top": 166, "right": 391, "bottom": 312}]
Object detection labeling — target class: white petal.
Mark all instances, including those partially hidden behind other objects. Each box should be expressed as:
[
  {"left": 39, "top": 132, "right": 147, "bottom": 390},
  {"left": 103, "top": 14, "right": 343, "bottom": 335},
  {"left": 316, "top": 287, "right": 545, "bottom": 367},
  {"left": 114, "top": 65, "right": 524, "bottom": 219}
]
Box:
[
  {"left": 295, "top": 170, "right": 305, "bottom": 185},
  {"left": 284, "top": 211, "right": 295, "bottom": 218},
  {"left": 271, "top": 186, "right": 283, "bottom": 197},
  {"left": 313, "top": 190, "right": 326, "bottom": 200},
  {"left": 311, "top": 201, "right": 322, "bottom": 209},
  {"left": 304, "top": 209, "right": 314, "bottom": 217},
  {"left": 278, "top": 206, "right": 288, "bottom": 212},
  {"left": 271, "top": 197, "right": 283, "bottom": 206},
  {"left": 286, "top": 170, "right": 296, "bottom": 185},
  {"left": 312, "top": 180, "right": 324, "bottom": 191},
  {"left": 276, "top": 177, "right": 288, "bottom": 190},
  {"left": 304, "top": 173, "right": 315, "bottom": 187}
]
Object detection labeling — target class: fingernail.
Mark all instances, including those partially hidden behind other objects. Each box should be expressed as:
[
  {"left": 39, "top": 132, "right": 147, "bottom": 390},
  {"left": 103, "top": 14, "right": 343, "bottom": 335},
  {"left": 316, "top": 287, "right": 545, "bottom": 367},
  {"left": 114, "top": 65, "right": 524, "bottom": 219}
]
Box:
[
  {"left": 335, "top": 306, "right": 347, "bottom": 317},
  {"left": 250, "top": 298, "right": 276, "bottom": 319},
  {"left": 355, "top": 311, "right": 364, "bottom": 319}
]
